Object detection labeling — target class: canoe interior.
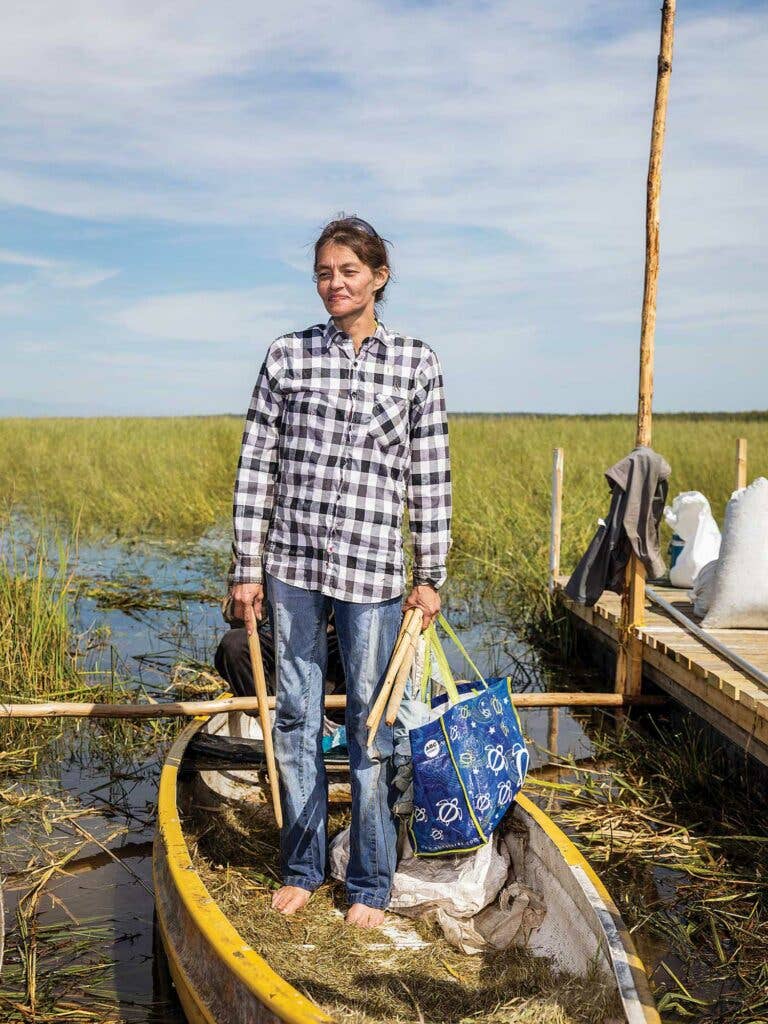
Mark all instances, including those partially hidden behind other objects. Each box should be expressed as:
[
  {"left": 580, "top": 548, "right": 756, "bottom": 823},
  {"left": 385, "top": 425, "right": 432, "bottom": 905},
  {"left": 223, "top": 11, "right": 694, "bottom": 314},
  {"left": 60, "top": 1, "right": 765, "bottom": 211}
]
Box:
[{"left": 154, "top": 713, "right": 659, "bottom": 1024}]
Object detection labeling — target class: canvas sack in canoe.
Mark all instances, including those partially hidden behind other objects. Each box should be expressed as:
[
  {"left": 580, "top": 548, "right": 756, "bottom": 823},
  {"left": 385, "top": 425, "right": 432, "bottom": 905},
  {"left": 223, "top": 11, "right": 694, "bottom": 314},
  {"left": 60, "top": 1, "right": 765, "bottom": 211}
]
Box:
[{"left": 409, "top": 615, "right": 529, "bottom": 856}]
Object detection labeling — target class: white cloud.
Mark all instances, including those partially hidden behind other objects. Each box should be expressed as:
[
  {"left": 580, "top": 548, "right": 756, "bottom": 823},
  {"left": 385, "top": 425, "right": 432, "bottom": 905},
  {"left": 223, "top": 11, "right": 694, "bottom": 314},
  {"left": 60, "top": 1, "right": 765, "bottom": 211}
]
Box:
[
  {"left": 1, "top": 2, "right": 766, "bottom": 413},
  {"left": 0, "top": 247, "right": 117, "bottom": 289},
  {"left": 108, "top": 287, "right": 302, "bottom": 343}
]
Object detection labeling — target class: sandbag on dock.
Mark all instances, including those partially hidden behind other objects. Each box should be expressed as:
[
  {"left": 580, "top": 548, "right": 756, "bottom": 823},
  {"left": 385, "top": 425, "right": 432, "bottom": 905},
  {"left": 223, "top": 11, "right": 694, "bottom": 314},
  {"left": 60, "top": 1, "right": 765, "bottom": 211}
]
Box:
[{"left": 702, "top": 477, "right": 768, "bottom": 629}]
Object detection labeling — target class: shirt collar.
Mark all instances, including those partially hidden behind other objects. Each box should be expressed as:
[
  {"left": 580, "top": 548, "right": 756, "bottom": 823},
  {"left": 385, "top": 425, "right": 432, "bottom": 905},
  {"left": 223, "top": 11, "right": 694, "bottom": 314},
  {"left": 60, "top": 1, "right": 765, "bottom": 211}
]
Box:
[{"left": 322, "top": 317, "right": 391, "bottom": 353}]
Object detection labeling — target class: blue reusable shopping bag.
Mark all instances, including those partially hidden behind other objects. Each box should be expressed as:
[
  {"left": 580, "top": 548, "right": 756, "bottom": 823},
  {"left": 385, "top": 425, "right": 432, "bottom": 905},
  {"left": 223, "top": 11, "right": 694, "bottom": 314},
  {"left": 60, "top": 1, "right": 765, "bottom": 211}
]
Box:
[{"left": 408, "top": 616, "right": 529, "bottom": 856}]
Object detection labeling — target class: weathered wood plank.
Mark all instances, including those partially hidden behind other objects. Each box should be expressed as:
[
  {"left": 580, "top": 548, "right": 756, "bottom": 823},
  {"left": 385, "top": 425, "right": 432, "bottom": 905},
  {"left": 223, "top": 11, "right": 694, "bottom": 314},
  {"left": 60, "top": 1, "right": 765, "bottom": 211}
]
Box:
[{"left": 556, "top": 576, "right": 768, "bottom": 758}]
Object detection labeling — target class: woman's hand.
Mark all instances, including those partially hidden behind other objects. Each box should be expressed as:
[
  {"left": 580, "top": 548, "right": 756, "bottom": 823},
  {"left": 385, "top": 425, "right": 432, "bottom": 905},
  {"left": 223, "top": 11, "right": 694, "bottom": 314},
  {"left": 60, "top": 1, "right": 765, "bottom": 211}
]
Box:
[
  {"left": 230, "top": 583, "right": 265, "bottom": 636},
  {"left": 403, "top": 584, "right": 441, "bottom": 631}
]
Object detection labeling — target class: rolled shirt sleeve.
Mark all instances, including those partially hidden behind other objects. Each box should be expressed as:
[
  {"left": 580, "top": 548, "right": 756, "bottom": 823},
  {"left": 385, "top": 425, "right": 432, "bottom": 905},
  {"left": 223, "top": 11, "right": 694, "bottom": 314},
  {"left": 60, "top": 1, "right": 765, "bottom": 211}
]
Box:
[
  {"left": 407, "top": 348, "right": 452, "bottom": 589},
  {"left": 231, "top": 341, "right": 285, "bottom": 585}
]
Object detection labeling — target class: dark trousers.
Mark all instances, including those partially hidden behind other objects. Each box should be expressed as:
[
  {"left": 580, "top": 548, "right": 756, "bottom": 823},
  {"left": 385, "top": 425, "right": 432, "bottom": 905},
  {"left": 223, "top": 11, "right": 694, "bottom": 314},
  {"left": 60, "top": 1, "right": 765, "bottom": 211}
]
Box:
[{"left": 213, "top": 627, "right": 274, "bottom": 698}]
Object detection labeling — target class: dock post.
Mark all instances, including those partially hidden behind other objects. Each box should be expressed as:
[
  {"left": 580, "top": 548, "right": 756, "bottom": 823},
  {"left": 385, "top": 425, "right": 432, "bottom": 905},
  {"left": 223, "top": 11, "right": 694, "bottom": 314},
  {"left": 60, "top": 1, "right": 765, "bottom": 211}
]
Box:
[
  {"left": 736, "top": 437, "right": 747, "bottom": 491},
  {"left": 615, "top": 0, "right": 675, "bottom": 697},
  {"left": 549, "top": 447, "right": 564, "bottom": 594}
]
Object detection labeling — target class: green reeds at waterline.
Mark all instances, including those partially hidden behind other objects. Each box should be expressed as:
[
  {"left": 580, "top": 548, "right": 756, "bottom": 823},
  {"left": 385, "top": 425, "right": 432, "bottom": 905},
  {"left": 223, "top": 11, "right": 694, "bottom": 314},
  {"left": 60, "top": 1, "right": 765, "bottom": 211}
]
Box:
[
  {"left": 0, "top": 528, "right": 81, "bottom": 701},
  {"left": 1, "top": 412, "right": 767, "bottom": 640}
]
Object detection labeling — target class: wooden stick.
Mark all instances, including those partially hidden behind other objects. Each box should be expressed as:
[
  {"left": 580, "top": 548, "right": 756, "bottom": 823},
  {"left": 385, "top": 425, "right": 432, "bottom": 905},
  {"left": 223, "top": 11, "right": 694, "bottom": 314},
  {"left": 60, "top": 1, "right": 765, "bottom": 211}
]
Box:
[
  {"left": 384, "top": 610, "right": 424, "bottom": 726},
  {"left": 365, "top": 608, "right": 418, "bottom": 729},
  {"left": 547, "top": 707, "right": 559, "bottom": 756},
  {"left": 735, "top": 437, "right": 747, "bottom": 491},
  {"left": 247, "top": 629, "right": 282, "bottom": 828},
  {"left": 549, "top": 446, "right": 564, "bottom": 594},
  {"left": 616, "top": 0, "right": 675, "bottom": 697},
  {"left": 366, "top": 610, "right": 424, "bottom": 745},
  {"left": 0, "top": 692, "right": 665, "bottom": 719}
]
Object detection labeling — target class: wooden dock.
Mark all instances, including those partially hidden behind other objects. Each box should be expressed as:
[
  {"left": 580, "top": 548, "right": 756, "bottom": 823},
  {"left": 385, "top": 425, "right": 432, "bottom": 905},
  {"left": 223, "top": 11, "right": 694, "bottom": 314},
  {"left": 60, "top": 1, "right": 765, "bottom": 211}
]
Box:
[{"left": 557, "top": 577, "right": 768, "bottom": 768}]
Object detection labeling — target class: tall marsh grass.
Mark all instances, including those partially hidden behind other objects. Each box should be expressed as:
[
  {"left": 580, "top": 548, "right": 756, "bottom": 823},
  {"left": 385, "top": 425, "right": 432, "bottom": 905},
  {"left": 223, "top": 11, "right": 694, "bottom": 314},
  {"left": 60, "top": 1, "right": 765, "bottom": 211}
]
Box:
[
  {"left": 2, "top": 413, "right": 767, "bottom": 632},
  {"left": 0, "top": 528, "right": 81, "bottom": 701}
]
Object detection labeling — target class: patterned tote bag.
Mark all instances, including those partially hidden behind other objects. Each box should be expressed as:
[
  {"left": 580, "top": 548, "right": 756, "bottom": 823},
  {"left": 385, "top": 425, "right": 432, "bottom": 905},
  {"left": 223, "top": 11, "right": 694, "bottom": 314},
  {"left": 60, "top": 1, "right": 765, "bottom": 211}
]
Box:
[{"left": 408, "top": 615, "right": 529, "bottom": 856}]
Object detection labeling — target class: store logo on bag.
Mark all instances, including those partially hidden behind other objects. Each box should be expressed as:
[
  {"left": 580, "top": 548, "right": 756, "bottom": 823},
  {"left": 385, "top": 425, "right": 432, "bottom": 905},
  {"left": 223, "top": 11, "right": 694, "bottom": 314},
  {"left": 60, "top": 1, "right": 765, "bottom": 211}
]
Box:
[
  {"left": 436, "top": 798, "right": 462, "bottom": 825},
  {"left": 424, "top": 739, "right": 440, "bottom": 759},
  {"left": 475, "top": 792, "right": 491, "bottom": 813},
  {"left": 497, "top": 779, "right": 513, "bottom": 805},
  {"left": 486, "top": 744, "right": 507, "bottom": 775}
]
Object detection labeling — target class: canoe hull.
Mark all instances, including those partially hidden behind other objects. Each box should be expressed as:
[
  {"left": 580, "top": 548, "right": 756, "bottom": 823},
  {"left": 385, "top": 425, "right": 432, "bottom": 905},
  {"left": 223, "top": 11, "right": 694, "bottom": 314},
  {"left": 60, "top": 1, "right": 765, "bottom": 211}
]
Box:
[{"left": 154, "top": 714, "right": 659, "bottom": 1024}]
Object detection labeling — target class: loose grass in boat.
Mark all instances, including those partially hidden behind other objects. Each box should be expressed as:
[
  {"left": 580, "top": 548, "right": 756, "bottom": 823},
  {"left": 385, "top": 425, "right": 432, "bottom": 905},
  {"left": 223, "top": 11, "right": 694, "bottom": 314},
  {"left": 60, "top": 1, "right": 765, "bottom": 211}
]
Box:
[{"left": 185, "top": 798, "right": 621, "bottom": 1024}]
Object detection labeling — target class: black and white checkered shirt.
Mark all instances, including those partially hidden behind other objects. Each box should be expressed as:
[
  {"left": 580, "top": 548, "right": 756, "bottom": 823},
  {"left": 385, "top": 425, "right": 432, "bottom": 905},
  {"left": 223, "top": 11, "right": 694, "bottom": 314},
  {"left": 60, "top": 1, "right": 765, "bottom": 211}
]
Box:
[{"left": 231, "top": 318, "right": 452, "bottom": 602}]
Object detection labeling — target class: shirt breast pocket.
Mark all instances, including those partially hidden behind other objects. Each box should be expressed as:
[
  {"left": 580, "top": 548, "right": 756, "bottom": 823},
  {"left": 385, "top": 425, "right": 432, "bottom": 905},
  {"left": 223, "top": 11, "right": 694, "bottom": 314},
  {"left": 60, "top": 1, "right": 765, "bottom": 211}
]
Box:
[{"left": 368, "top": 392, "right": 410, "bottom": 448}]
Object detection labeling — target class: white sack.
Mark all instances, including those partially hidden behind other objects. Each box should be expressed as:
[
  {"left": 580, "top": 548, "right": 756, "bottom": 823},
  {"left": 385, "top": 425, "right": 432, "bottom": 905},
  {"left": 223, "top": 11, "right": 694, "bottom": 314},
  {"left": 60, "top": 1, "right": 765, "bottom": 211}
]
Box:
[
  {"left": 691, "top": 559, "right": 718, "bottom": 619},
  {"left": 703, "top": 478, "right": 768, "bottom": 628},
  {"left": 329, "top": 827, "right": 509, "bottom": 919},
  {"left": 663, "top": 491, "right": 721, "bottom": 588},
  {"left": 432, "top": 882, "right": 547, "bottom": 955}
]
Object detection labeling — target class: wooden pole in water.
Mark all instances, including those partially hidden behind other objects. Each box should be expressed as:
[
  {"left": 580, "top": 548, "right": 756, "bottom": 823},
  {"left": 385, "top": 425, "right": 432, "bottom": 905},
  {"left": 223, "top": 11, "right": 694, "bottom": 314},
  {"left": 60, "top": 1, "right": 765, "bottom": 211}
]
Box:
[
  {"left": 549, "top": 447, "right": 564, "bottom": 594},
  {"left": 616, "top": 0, "right": 676, "bottom": 697},
  {"left": 735, "top": 437, "right": 748, "bottom": 491},
  {"left": 0, "top": 692, "right": 665, "bottom": 719}
]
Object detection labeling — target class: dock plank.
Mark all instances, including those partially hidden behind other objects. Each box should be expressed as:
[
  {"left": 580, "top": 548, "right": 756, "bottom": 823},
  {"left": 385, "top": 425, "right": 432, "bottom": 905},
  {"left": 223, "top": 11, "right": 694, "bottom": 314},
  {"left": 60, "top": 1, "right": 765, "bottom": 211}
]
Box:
[{"left": 556, "top": 577, "right": 768, "bottom": 763}]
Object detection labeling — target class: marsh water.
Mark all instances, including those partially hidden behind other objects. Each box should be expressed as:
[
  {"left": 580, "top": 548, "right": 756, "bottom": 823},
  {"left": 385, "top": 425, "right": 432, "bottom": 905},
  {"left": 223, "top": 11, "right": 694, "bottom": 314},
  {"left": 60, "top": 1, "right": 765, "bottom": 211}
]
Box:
[{"left": 0, "top": 534, "right": 628, "bottom": 1021}]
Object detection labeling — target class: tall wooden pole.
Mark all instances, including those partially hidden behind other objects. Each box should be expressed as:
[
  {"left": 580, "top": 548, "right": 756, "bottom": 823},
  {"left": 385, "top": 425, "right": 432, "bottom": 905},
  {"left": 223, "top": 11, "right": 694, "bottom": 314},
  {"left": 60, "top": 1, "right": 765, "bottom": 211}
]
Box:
[
  {"left": 616, "top": 0, "right": 676, "bottom": 696},
  {"left": 735, "top": 437, "right": 748, "bottom": 491},
  {"left": 549, "top": 447, "right": 564, "bottom": 593}
]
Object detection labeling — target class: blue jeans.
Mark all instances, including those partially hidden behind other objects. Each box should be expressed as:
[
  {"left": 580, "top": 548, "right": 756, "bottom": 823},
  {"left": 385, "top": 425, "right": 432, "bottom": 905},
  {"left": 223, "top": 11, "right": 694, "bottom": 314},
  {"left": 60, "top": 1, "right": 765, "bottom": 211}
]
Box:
[{"left": 266, "top": 572, "right": 423, "bottom": 910}]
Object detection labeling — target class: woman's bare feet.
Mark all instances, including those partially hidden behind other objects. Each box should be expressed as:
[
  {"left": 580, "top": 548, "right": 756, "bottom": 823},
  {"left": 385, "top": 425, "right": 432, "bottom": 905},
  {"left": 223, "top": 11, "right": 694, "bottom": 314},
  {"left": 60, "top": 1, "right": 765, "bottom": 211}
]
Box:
[
  {"left": 345, "top": 903, "right": 386, "bottom": 928},
  {"left": 271, "top": 885, "right": 312, "bottom": 915}
]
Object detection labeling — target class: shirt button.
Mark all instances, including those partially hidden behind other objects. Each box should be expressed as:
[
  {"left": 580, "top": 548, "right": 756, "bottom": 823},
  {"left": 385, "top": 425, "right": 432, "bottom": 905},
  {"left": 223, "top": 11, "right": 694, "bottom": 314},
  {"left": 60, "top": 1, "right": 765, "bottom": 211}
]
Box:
[{"left": 353, "top": 361, "right": 358, "bottom": 369}]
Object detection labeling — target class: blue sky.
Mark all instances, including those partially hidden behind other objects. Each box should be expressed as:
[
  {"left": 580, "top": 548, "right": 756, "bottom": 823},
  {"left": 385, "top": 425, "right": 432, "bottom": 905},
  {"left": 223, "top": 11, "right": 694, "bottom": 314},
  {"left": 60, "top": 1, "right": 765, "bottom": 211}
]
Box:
[{"left": 1, "top": 1, "right": 766, "bottom": 416}]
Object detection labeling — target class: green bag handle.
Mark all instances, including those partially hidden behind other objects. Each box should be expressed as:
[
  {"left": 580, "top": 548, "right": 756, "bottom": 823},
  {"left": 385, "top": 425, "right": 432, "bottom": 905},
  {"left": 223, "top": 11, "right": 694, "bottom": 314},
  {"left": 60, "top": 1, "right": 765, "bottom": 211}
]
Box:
[
  {"left": 418, "top": 614, "right": 486, "bottom": 707},
  {"left": 435, "top": 614, "right": 486, "bottom": 688}
]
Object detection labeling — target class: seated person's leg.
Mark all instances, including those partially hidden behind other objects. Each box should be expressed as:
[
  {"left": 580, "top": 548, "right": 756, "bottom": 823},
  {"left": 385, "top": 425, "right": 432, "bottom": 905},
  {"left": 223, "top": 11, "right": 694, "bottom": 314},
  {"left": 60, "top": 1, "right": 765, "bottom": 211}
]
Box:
[{"left": 213, "top": 627, "right": 267, "bottom": 697}]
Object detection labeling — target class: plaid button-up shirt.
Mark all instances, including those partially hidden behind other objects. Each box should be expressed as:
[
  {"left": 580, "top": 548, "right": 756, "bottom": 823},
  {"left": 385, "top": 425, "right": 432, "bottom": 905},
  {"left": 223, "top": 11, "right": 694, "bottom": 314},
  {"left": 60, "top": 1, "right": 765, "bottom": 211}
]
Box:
[{"left": 231, "top": 318, "right": 452, "bottom": 602}]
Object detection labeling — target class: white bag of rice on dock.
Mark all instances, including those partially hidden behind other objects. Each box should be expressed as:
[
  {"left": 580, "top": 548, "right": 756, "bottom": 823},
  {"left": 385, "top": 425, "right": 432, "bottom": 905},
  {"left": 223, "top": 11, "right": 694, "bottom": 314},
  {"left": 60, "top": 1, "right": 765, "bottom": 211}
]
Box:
[
  {"left": 329, "top": 826, "right": 509, "bottom": 919},
  {"left": 691, "top": 558, "right": 718, "bottom": 618},
  {"left": 702, "top": 478, "right": 768, "bottom": 629},
  {"left": 663, "top": 491, "right": 721, "bottom": 588}
]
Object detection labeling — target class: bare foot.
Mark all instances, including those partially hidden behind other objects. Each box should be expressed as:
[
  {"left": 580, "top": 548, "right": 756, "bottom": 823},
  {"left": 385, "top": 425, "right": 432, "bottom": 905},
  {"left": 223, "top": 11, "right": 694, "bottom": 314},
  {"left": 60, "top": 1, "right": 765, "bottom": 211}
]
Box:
[
  {"left": 271, "top": 885, "right": 312, "bottom": 915},
  {"left": 345, "top": 903, "right": 386, "bottom": 928}
]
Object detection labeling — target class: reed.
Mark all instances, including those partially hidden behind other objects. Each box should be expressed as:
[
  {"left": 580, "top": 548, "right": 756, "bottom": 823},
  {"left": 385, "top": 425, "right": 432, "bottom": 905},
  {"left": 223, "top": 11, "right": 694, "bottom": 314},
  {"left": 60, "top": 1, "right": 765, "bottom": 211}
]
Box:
[
  {"left": 530, "top": 712, "right": 768, "bottom": 1022},
  {"left": 0, "top": 525, "right": 81, "bottom": 701},
  {"left": 2, "top": 412, "right": 767, "bottom": 645}
]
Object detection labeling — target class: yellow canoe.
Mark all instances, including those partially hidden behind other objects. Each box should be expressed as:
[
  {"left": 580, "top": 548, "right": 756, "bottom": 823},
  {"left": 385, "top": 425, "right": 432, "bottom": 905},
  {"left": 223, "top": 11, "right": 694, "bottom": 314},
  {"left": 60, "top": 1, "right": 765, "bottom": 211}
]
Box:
[{"left": 153, "top": 713, "right": 659, "bottom": 1024}]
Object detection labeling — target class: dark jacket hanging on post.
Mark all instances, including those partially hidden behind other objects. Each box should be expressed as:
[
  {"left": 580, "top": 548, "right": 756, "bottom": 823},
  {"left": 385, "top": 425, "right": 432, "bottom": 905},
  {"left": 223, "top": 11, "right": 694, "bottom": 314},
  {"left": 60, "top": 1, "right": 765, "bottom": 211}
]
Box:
[{"left": 565, "top": 447, "right": 671, "bottom": 607}]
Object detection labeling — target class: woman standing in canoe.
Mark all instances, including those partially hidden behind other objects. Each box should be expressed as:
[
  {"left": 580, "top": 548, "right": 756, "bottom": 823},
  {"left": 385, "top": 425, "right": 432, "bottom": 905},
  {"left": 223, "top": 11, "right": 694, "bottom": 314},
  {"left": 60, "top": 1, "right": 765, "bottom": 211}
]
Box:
[{"left": 228, "top": 215, "right": 452, "bottom": 928}]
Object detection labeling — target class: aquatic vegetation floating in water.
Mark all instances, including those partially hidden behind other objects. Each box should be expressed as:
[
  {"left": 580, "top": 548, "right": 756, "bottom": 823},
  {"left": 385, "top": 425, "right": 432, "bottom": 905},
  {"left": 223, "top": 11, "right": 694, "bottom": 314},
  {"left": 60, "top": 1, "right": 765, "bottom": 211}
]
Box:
[{"left": 529, "top": 713, "right": 768, "bottom": 1023}]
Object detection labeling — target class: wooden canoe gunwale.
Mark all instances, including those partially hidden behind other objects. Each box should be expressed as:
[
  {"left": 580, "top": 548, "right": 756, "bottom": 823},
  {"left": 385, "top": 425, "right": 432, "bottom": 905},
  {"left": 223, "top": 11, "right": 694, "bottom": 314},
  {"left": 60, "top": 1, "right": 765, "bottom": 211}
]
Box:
[
  {"left": 155, "top": 716, "right": 658, "bottom": 1024},
  {"left": 153, "top": 719, "right": 332, "bottom": 1024}
]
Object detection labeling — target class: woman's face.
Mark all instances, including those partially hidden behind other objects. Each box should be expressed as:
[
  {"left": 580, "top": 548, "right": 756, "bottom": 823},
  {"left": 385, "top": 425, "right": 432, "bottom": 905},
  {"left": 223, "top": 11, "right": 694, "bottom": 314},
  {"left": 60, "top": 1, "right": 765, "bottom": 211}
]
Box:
[{"left": 315, "top": 242, "right": 388, "bottom": 321}]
